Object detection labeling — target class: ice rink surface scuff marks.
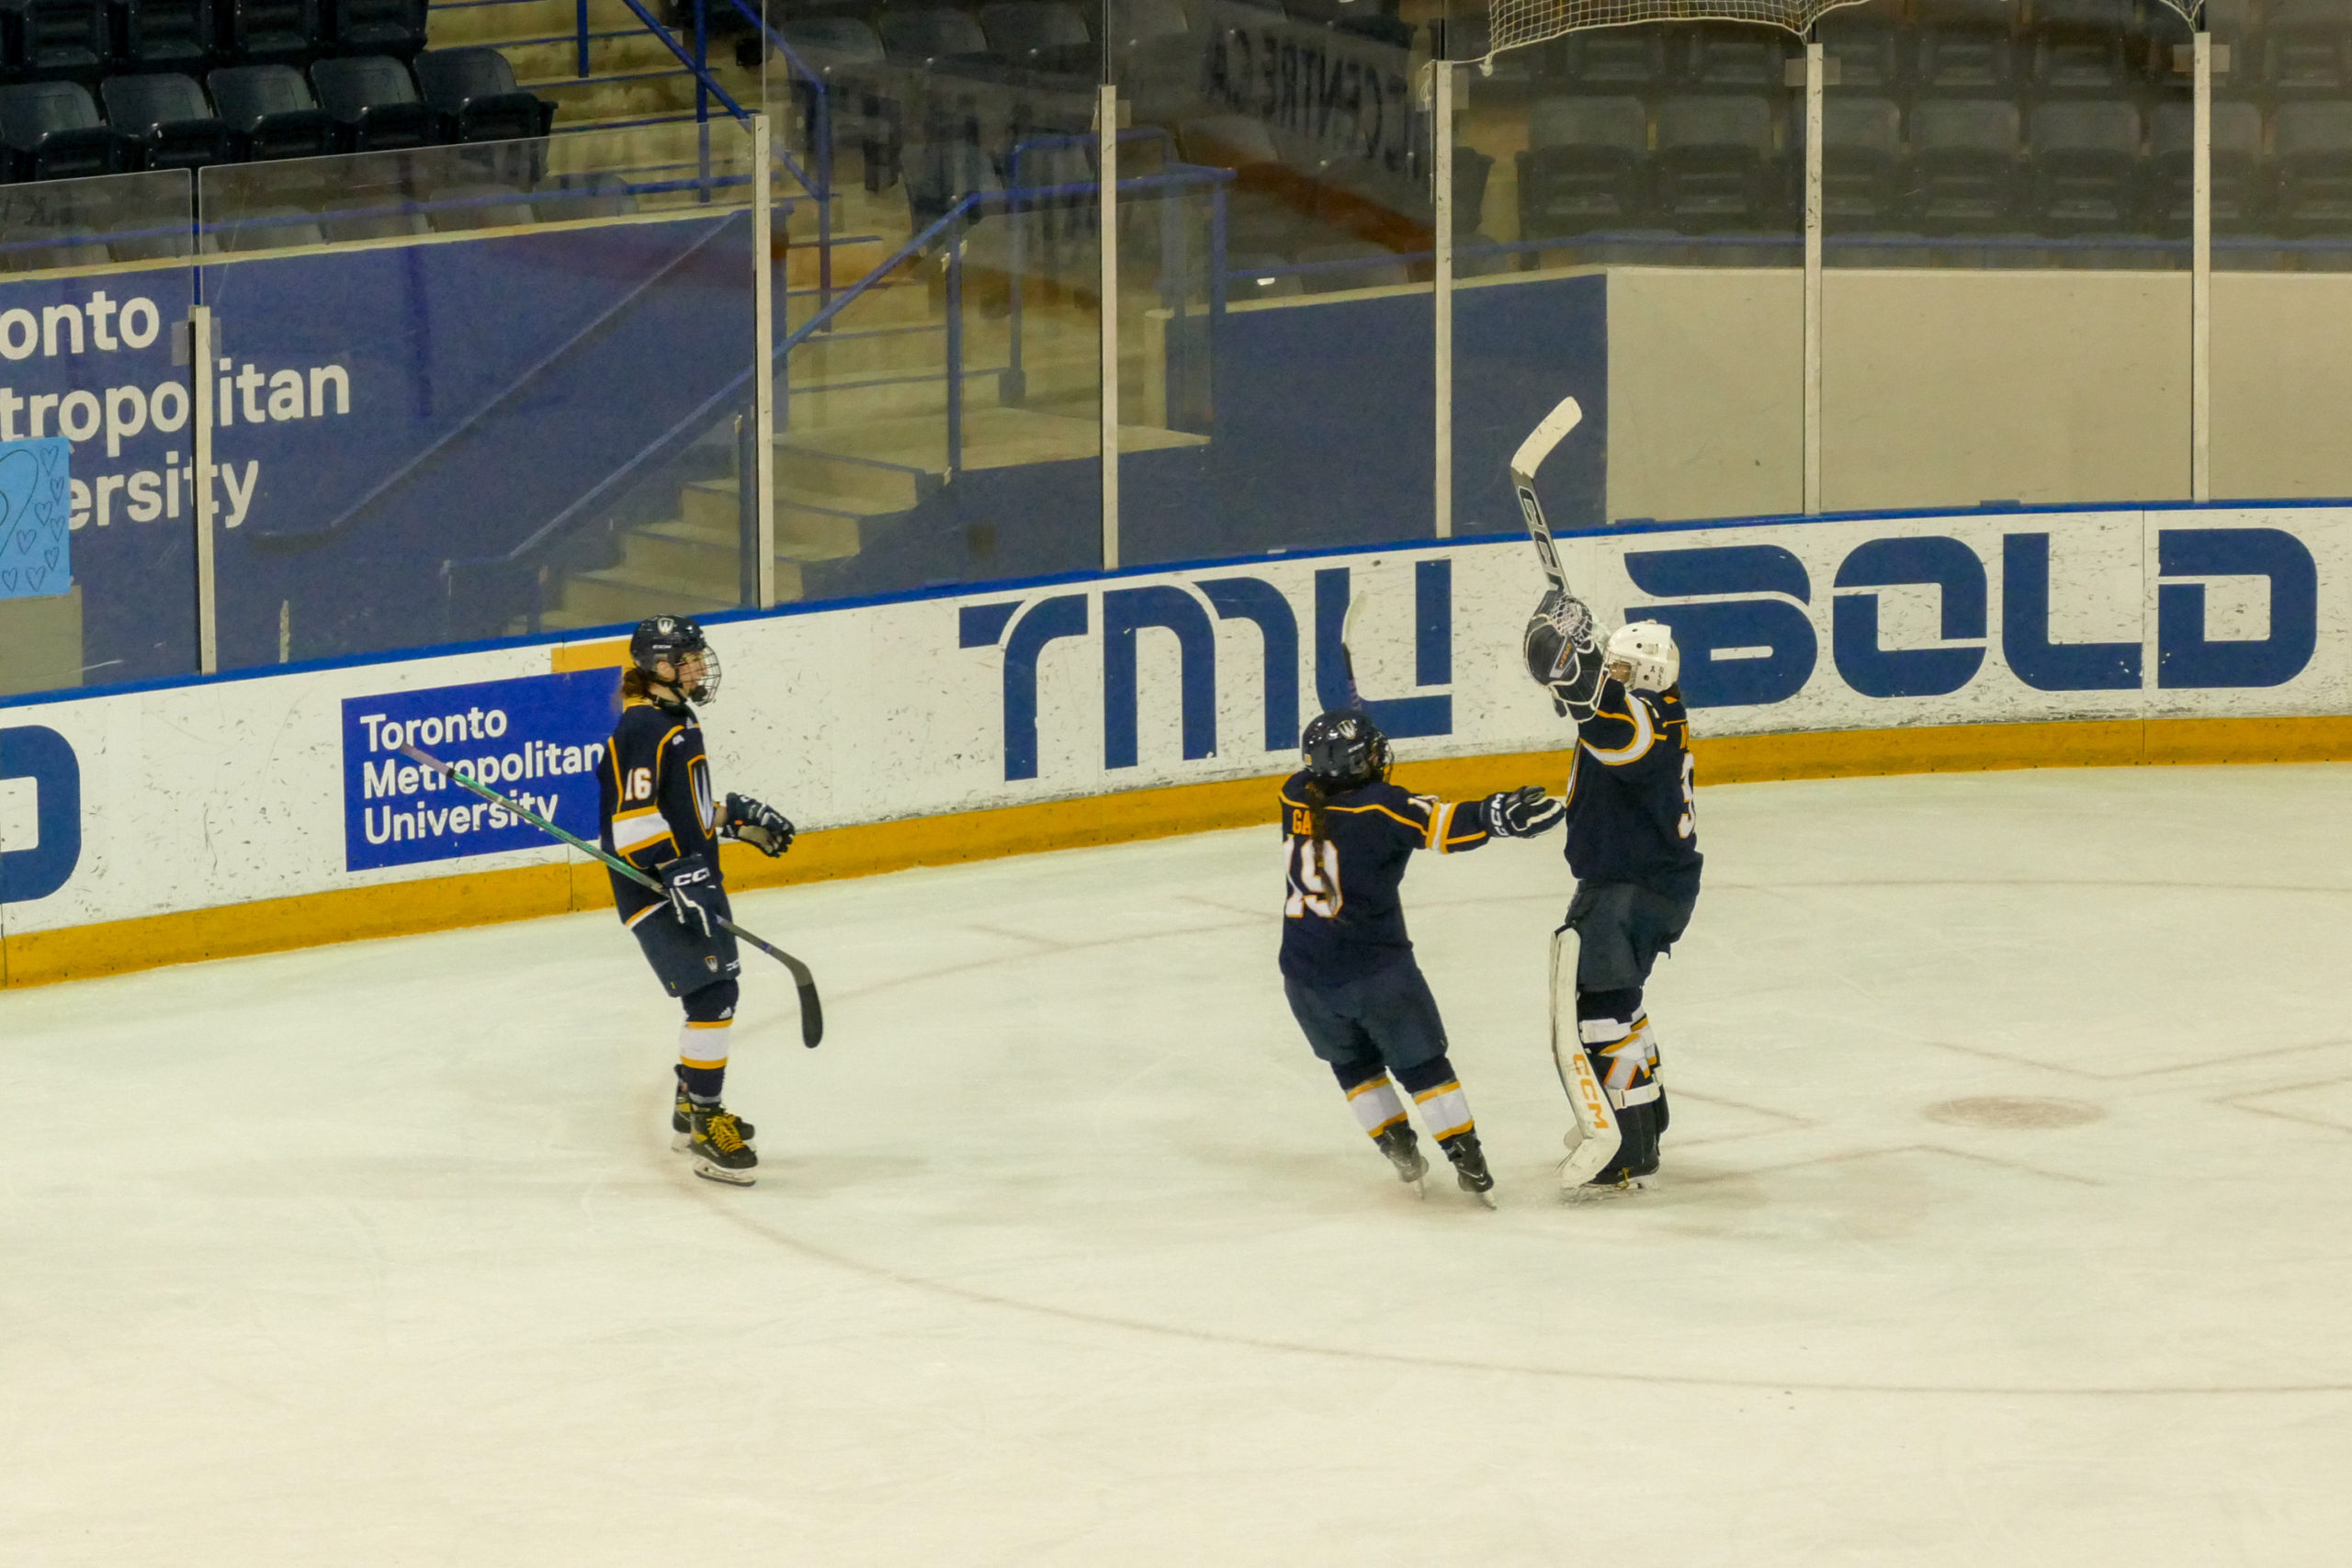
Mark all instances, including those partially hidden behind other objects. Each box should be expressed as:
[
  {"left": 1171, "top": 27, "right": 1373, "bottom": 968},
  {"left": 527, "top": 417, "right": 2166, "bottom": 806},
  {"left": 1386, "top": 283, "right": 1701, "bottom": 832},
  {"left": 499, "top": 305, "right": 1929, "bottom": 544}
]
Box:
[{"left": 4, "top": 763, "right": 2350, "bottom": 1565}]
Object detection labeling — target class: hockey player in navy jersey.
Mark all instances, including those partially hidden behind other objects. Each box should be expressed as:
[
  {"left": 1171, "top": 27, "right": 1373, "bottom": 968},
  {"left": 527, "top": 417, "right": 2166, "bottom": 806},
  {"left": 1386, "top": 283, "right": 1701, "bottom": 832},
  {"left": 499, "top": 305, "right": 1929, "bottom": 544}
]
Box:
[
  {"left": 599, "top": 615, "right": 797, "bottom": 1186},
  {"left": 1523, "top": 591, "right": 1702, "bottom": 1191},
  {"left": 1279, "top": 709, "right": 1566, "bottom": 1202}
]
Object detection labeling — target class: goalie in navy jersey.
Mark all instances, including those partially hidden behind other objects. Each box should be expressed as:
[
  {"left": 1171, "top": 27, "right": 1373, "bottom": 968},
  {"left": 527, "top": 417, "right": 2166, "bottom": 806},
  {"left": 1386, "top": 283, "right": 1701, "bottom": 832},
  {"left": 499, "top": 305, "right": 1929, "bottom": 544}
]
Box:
[
  {"left": 1279, "top": 709, "right": 1566, "bottom": 1202},
  {"left": 1524, "top": 590, "right": 1702, "bottom": 1190},
  {"left": 599, "top": 615, "right": 797, "bottom": 1186}
]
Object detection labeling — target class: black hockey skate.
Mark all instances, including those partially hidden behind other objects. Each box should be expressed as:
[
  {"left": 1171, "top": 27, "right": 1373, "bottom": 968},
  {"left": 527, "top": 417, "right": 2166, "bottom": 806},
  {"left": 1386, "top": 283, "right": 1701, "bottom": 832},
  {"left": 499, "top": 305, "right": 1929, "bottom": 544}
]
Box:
[
  {"left": 1442, "top": 1132, "right": 1497, "bottom": 1208},
  {"left": 686, "top": 1106, "right": 759, "bottom": 1186},
  {"left": 673, "top": 1083, "right": 755, "bottom": 1152},
  {"left": 1374, "top": 1122, "right": 1429, "bottom": 1191}
]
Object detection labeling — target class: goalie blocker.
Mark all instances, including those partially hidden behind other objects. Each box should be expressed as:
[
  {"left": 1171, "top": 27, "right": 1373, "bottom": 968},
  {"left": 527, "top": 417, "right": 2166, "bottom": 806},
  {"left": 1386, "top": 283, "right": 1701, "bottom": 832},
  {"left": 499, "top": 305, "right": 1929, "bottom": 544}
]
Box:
[{"left": 1525, "top": 599, "right": 1702, "bottom": 1192}]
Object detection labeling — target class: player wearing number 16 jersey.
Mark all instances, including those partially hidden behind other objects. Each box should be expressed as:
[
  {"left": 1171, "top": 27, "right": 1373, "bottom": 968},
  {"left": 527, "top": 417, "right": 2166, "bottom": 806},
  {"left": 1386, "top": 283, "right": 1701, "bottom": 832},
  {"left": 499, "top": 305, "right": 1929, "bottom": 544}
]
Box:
[{"left": 1279, "top": 709, "right": 1566, "bottom": 1203}]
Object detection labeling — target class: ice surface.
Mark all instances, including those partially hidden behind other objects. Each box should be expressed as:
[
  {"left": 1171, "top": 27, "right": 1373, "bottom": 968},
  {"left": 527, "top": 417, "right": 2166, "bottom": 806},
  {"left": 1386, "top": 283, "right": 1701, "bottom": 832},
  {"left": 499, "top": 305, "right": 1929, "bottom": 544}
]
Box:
[{"left": 4, "top": 763, "right": 2351, "bottom": 1565}]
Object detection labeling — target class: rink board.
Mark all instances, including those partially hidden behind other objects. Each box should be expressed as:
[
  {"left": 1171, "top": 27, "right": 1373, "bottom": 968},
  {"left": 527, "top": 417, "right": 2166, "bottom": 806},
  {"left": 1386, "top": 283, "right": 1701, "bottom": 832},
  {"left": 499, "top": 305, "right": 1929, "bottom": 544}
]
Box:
[{"left": 4, "top": 502, "right": 2350, "bottom": 985}]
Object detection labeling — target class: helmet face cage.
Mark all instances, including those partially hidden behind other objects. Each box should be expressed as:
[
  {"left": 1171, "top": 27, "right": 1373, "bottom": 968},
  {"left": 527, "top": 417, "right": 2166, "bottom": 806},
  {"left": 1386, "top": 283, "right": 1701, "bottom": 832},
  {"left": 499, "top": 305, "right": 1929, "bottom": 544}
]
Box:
[
  {"left": 1522, "top": 591, "right": 1605, "bottom": 718},
  {"left": 1301, "top": 709, "right": 1389, "bottom": 789},
  {"left": 1606, "top": 620, "right": 1679, "bottom": 694},
  {"left": 630, "top": 615, "right": 722, "bottom": 705}
]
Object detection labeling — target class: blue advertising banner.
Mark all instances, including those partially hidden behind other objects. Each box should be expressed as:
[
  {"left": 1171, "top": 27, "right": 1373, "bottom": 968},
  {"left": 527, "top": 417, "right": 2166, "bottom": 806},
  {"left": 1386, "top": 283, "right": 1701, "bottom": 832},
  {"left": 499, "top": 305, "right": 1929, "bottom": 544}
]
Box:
[
  {"left": 0, "top": 264, "right": 198, "bottom": 683},
  {"left": 341, "top": 669, "right": 620, "bottom": 872}
]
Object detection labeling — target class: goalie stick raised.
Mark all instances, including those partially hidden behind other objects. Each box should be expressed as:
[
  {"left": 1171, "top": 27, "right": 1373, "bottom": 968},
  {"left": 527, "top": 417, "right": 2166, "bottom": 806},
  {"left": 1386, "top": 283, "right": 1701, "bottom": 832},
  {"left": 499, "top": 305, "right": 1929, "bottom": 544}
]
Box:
[
  {"left": 1510, "top": 395, "right": 1582, "bottom": 593},
  {"left": 1550, "top": 925, "right": 1623, "bottom": 1191},
  {"left": 399, "top": 744, "right": 826, "bottom": 1049}
]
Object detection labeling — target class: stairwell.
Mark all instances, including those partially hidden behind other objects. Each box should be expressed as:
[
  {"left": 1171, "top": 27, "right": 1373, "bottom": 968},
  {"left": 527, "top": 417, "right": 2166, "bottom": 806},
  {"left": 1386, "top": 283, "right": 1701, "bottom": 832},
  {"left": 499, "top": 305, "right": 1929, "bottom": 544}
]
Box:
[{"left": 426, "top": 0, "right": 1204, "bottom": 629}]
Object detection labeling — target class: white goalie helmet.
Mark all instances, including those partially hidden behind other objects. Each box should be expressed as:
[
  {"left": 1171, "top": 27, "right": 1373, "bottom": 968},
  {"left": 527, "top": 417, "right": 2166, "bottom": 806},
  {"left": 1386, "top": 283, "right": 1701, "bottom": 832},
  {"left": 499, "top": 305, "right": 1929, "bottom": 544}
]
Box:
[{"left": 1606, "top": 620, "right": 1679, "bottom": 693}]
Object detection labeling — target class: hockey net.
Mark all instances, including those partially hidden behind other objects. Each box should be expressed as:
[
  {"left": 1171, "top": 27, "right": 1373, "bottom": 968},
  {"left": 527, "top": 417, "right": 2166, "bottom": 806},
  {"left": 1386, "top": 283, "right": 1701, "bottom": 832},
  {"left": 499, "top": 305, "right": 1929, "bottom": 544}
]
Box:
[{"left": 1482, "top": 0, "right": 2203, "bottom": 62}]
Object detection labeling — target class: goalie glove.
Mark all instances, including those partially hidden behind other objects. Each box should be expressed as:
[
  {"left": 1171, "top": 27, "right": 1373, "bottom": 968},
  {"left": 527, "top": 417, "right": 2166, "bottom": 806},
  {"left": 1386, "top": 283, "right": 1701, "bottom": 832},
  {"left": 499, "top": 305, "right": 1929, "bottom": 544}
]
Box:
[
  {"left": 658, "top": 853, "right": 725, "bottom": 938},
  {"left": 721, "top": 793, "right": 796, "bottom": 857},
  {"left": 1484, "top": 784, "right": 1566, "bottom": 839},
  {"left": 1522, "top": 588, "right": 1606, "bottom": 719}
]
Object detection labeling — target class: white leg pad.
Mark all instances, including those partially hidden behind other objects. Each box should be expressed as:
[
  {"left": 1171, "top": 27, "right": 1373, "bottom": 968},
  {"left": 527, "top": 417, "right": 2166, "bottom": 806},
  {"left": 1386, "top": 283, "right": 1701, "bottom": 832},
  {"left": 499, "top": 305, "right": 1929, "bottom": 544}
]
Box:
[{"left": 1549, "top": 927, "right": 1622, "bottom": 1190}]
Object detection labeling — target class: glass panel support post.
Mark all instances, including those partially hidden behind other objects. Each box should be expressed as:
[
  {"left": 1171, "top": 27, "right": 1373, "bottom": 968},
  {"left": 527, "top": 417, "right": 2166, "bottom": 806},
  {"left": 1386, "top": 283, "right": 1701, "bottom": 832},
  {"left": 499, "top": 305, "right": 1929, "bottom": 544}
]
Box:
[
  {"left": 1098, "top": 83, "right": 1120, "bottom": 570},
  {"left": 1433, "top": 59, "right": 1453, "bottom": 539},
  {"left": 1803, "top": 39, "right": 1824, "bottom": 516},
  {"left": 190, "top": 304, "right": 218, "bottom": 675},
  {"left": 2192, "top": 28, "right": 2211, "bottom": 503},
  {"left": 752, "top": 112, "right": 777, "bottom": 609}
]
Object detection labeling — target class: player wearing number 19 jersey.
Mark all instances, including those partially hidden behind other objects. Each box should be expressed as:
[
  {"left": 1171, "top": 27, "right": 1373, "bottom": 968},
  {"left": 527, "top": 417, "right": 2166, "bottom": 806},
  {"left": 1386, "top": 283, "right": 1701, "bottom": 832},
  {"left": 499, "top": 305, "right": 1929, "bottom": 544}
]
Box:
[{"left": 1278, "top": 709, "right": 1566, "bottom": 1202}]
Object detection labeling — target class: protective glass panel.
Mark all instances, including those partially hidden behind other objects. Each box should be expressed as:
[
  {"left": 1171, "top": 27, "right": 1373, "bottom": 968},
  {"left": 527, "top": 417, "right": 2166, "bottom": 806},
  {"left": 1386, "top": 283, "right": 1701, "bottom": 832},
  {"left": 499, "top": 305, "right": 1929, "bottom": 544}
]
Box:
[
  {"left": 761, "top": 2, "right": 1108, "bottom": 598},
  {"left": 1114, "top": 137, "right": 1220, "bottom": 566},
  {"left": 1116, "top": 0, "right": 1439, "bottom": 558},
  {"left": 196, "top": 125, "right": 762, "bottom": 667},
  {"left": 0, "top": 170, "right": 198, "bottom": 700},
  {"left": 1820, "top": 0, "right": 2191, "bottom": 512},
  {"left": 1455, "top": 5, "right": 1803, "bottom": 529},
  {"left": 2210, "top": 0, "right": 2352, "bottom": 499}
]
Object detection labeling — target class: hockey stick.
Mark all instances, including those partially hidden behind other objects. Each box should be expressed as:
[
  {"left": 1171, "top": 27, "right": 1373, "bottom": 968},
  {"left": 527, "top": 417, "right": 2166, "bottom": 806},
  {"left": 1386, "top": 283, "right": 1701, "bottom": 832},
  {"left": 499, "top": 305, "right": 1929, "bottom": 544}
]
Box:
[
  {"left": 1337, "top": 592, "right": 1364, "bottom": 709},
  {"left": 1549, "top": 926, "right": 1622, "bottom": 1191},
  {"left": 1510, "top": 395, "right": 1583, "bottom": 592},
  {"left": 399, "top": 745, "right": 825, "bottom": 1048}
]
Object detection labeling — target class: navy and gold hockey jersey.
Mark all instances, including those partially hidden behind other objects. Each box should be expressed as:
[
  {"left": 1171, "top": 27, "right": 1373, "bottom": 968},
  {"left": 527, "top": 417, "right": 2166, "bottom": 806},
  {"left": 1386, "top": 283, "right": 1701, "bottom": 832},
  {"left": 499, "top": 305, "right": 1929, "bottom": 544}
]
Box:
[
  {"left": 598, "top": 695, "right": 722, "bottom": 926},
  {"left": 1562, "top": 679, "right": 1702, "bottom": 899},
  {"left": 1278, "top": 773, "right": 1499, "bottom": 989}
]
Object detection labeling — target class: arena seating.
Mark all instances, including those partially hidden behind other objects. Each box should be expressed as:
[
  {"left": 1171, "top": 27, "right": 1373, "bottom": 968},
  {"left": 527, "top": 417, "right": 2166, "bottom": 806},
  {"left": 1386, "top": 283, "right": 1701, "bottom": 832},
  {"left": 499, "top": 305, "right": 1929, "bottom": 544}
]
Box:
[
  {"left": 311, "top": 51, "right": 432, "bottom": 149},
  {"left": 101, "top": 67, "right": 231, "bottom": 165}
]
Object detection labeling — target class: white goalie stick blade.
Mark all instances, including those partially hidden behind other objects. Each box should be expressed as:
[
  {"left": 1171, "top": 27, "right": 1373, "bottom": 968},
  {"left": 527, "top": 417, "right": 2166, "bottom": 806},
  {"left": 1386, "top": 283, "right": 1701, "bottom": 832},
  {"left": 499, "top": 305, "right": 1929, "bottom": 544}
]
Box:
[
  {"left": 1549, "top": 927, "right": 1623, "bottom": 1193},
  {"left": 1510, "top": 396, "right": 1583, "bottom": 592}
]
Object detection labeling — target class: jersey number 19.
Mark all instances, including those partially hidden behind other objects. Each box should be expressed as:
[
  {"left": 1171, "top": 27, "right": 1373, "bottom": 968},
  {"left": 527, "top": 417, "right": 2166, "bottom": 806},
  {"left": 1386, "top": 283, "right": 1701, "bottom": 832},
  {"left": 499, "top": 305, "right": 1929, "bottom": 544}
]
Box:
[{"left": 1283, "top": 838, "right": 1343, "bottom": 919}]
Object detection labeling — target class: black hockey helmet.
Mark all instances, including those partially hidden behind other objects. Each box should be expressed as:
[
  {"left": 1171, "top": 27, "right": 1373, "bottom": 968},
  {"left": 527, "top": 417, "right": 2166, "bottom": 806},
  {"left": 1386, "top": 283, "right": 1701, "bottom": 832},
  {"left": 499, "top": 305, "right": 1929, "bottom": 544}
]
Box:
[
  {"left": 1522, "top": 588, "right": 1604, "bottom": 718},
  {"left": 628, "top": 615, "right": 722, "bottom": 704},
  {"left": 1301, "top": 708, "right": 1390, "bottom": 791}
]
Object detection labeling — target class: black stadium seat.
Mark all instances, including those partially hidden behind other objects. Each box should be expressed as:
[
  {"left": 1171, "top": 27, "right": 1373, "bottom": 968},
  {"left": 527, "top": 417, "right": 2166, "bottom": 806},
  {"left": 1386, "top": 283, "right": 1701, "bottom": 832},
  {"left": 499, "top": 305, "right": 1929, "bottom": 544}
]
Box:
[
  {"left": 1910, "top": 96, "right": 2022, "bottom": 232},
  {"left": 1813, "top": 8, "right": 1904, "bottom": 94},
  {"left": 118, "top": 0, "right": 214, "bottom": 71},
  {"left": 2144, "top": 98, "right": 2265, "bottom": 235},
  {"left": 3, "top": 0, "right": 108, "bottom": 74},
  {"left": 413, "top": 47, "right": 554, "bottom": 142},
  {"left": 1810, "top": 96, "right": 1907, "bottom": 231},
  {"left": 209, "top": 62, "right": 338, "bottom": 159},
  {"left": 2270, "top": 100, "right": 2352, "bottom": 234},
  {"left": 310, "top": 54, "right": 433, "bottom": 151},
  {"left": 1682, "top": 21, "right": 1796, "bottom": 91},
  {"left": 323, "top": 0, "right": 423, "bottom": 56},
  {"left": 978, "top": 1, "right": 1089, "bottom": 70},
  {"left": 1653, "top": 94, "right": 1779, "bottom": 232},
  {"left": 1515, "top": 95, "right": 1650, "bottom": 239},
  {"left": 101, "top": 71, "right": 233, "bottom": 170},
  {"left": 2025, "top": 98, "right": 2142, "bottom": 233},
  {"left": 2026, "top": 0, "right": 2139, "bottom": 95},
  {"left": 877, "top": 7, "right": 990, "bottom": 66},
  {"left": 1914, "top": 0, "right": 2019, "bottom": 94},
  {"left": 0, "top": 81, "right": 127, "bottom": 181},
  {"left": 1556, "top": 22, "right": 1669, "bottom": 92},
  {"left": 218, "top": 0, "right": 321, "bottom": 65},
  {"left": 2263, "top": 0, "right": 2352, "bottom": 96}
]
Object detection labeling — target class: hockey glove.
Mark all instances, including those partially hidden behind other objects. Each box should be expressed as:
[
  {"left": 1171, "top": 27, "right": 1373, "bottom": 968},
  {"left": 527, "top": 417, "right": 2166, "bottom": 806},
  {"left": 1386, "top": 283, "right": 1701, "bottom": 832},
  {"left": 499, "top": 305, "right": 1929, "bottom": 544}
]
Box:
[
  {"left": 658, "top": 853, "right": 725, "bottom": 938},
  {"left": 1485, "top": 784, "right": 1566, "bottom": 839},
  {"left": 721, "top": 793, "right": 796, "bottom": 857}
]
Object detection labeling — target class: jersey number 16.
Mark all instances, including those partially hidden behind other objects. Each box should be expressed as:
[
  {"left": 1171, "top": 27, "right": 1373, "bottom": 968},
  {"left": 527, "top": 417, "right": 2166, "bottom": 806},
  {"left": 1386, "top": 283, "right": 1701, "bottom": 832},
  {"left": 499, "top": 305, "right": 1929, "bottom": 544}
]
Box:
[{"left": 1283, "top": 838, "right": 1343, "bottom": 919}]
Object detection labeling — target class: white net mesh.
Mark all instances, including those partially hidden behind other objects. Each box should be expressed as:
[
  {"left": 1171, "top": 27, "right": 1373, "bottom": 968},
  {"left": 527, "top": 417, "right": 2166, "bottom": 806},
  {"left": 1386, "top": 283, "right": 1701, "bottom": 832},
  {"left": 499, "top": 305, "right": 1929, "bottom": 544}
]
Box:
[{"left": 1482, "top": 0, "right": 2202, "bottom": 63}]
